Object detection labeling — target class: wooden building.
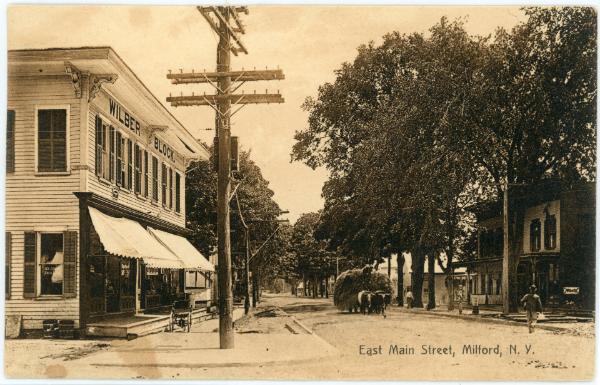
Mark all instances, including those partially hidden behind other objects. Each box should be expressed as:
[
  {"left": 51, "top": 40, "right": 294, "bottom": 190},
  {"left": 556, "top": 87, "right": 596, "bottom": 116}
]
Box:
[
  {"left": 457, "top": 181, "right": 595, "bottom": 310},
  {"left": 6, "top": 47, "right": 214, "bottom": 333}
]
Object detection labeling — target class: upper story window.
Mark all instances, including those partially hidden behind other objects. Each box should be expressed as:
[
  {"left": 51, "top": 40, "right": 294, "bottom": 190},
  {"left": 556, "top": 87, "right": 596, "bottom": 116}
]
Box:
[
  {"left": 544, "top": 214, "right": 557, "bottom": 250},
  {"left": 7, "top": 110, "right": 15, "bottom": 173},
  {"left": 134, "top": 144, "right": 142, "bottom": 195},
  {"left": 175, "top": 172, "right": 181, "bottom": 213},
  {"left": 126, "top": 139, "right": 133, "bottom": 190},
  {"left": 116, "top": 131, "right": 124, "bottom": 186},
  {"left": 143, "top": 150, "right": 149, "bottom": 198},
  {"left": 95, "top": 116, "right": 110, "bottom": 179},
  {"left": 530, "top": 219, "right": 541, "bottom": 252},
  {"left": 161, "top": 163, "right": 168, "bottom": 206},
  {"left": 152, "top": 156, "right": 159, "bottom": 202},
  {"left": 168, "top": 167, "right": 173, "bottom": 209},
  {"left": 37, "top": 108, "right": 68, "bottom": 173}
]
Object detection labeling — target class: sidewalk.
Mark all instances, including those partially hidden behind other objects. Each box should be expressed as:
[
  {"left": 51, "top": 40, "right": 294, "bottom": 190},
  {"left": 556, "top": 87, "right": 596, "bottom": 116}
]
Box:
[
  {"left": 391, "top": 305, "right": 594, "bottom": 336},
  {"left": 5, "top": 305, "right": 339, "bottom": 379}
]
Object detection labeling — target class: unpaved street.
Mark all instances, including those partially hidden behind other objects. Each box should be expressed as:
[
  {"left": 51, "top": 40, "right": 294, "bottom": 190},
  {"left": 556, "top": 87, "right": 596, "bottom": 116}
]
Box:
[
  {"left": 4, "top": 293, "right": 595, "bottom": 381},
  {"left": 261, "top": 293, "right": 595, "bottom": 381}
]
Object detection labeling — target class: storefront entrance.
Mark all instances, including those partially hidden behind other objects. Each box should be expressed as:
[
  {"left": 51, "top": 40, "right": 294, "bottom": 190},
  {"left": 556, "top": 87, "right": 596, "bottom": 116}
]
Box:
[{"left": 87, "top": 255, "right": 136, "bottom": 317}]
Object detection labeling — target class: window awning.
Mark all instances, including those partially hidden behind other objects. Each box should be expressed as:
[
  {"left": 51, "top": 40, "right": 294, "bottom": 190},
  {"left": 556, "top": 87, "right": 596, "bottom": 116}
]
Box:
[
  {"left": 148, "top": 228, "right": 215, "bottom": 272},
  {"left": 88, "top": 207, "right": 184, "bottom": 269}
]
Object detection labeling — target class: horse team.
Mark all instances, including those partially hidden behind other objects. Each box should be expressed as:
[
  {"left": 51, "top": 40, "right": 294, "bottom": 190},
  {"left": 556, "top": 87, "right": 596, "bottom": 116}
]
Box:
[{"left": 354, "top": 290, "right": 391, "bottom": 317}]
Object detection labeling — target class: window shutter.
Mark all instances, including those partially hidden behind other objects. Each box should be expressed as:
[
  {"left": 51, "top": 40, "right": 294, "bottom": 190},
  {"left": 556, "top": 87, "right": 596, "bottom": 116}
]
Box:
[
  {"left": 6, "top": 232, "right": 11, "bottom": 299},
  {"left": 63, "top": 231, "right": 78, "bottom": 298},
  {"left": 95, "top": 115, "right": 102, "bottom": 176},
  {"left": 7, "top": 110, "right": 15, "bottom": 173},
  {"left": 23, "top": 232, "right": 37, "bottom": 298}
]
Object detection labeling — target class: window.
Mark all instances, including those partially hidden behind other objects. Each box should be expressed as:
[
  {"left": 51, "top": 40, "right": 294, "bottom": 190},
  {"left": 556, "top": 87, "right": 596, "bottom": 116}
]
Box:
[
  {"left": 134, "top": 144, "right": 142, "bottom": 194},
  {"left": 152, "top": 156, "right": 159, "bottom": 202},
  {"left": 37, "top": 109, "right": 67, "bottom": 172},
  {"left": 7, "top": 110, "right": 15, "bottom": 173},
  {"left": 127, "top": 139, "right": 133, "bottom": 190},
  {"left": 143, "top": 150, "right": 149, "bottom": 198},
  {"left": 116, "top": 132, "right": 123, "bottom": 186},
  {"left": 168, "top": 168, "right": 173, "bottom": 209},
  {"left": 175, "top": 172, "right": 181, "bottom": 213},
  {"left": 161, "top": 163, "right": 167, "bottom": 206},
  {"left": 544, "top": 214, "right": 557, "bottom": 250},
  {"left": 95, "top": 116, "right": 109, "bottom": 179},
  {"left": 109, "top": 126, "right": 115, "bottom": 182},
  {"left": 496, "top": 274, "right": 501, "bottom": 295},
  {"left": 39, "top": 233, "right": 64, "bottom": 295},
  {"left": 530, "top": 219, "right": 541, "bottom": 252}
]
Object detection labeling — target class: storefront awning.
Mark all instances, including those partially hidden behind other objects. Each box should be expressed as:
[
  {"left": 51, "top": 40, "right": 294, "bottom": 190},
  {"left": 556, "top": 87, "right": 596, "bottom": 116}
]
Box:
[
  {"left": 148, "top": 228, "right": 215, "bottom": 272},
  {"left": 88, "top": 207, "right": 184, "bottom": 269}
]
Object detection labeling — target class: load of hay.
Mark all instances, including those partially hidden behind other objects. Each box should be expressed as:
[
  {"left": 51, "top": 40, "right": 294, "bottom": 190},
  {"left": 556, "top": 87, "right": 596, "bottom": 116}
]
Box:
[{"left": 333, "top": 266, "right": 393, "bottom": 312}]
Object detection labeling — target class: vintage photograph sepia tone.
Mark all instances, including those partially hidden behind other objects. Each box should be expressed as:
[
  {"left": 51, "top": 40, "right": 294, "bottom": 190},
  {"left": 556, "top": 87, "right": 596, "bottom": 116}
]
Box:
[{"left": 2, "top": 3, "right": 597, "bottom": 382}]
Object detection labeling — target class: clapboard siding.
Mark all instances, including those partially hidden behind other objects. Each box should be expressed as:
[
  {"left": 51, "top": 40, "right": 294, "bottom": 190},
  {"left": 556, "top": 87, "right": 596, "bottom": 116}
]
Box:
[
  {"left": 6, "top": 76, "right": 81, "bottom": 328},
  {"left": 87, "top": 92, "right": 186, "bottom": 228}
]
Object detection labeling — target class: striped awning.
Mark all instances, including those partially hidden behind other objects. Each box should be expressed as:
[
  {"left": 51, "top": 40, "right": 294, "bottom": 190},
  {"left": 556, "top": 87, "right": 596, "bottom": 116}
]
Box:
[
  {"left": 148, "top": 228, "right": 215, "bottom": 272},
  {"left": 88, "top": 207, "right": 184, "bottom": 269}
]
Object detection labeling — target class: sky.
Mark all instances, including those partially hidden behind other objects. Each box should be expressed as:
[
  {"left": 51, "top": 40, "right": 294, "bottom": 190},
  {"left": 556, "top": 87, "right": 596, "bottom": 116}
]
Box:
[{"left": 7, "top": 5, "right": 526, "bottom": 223}]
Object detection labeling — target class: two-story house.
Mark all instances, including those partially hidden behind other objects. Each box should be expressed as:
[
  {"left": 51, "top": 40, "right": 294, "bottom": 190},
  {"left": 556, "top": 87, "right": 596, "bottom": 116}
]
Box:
[
  {"left": 6, "top": 47, "right": 214, "bottom": 335},
  {"left": 457, "top": 180, "right": 595, "bottom": 310}
]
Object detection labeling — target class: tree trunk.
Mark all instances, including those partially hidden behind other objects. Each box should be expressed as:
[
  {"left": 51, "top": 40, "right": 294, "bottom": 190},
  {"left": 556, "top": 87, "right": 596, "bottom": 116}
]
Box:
[
  {"left": 411, "top": 250, "right": 426, "bottom": 308},
  {"left": 397, "top": 253, "right": 404, "bottom": 306},
  {"left": 388, "top": 255, "right": 391, "bottom": 278},
  {"left": 303, "top": 274, "right": 307, "bottom": 297},
  {"left": 252, "top": 270, "right": 257, "bottom": 307},
  {"left": 312, "top": 275, "right": 318, "bottom": 299},
  {"left": 427, "top": 253, "right": 436, "bottom": 310},
  {"left": 325, "top": 276, "right": 329, "bottom": 298}
]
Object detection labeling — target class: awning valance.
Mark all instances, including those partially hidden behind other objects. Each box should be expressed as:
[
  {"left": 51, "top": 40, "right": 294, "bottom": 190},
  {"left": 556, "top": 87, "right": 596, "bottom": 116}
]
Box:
[
  {"left": 88, "top": 207, "right": 184, "bottom": 269},
  {"left": 148, "top": 228, "right": 215, "bottom": 272}
]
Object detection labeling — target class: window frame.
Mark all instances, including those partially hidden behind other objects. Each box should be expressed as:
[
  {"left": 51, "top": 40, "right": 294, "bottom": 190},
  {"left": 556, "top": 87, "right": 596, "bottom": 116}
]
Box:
[
  {"left": 161, "top": 162, "right": 168, "bottom": 207},
  {"left": 175, "top": 171, "right": 181, "bottom": 213},
  {"left": 134, "top": 143, "right": 142, "bottom": 195},
  {"left": 37, "top": 232, "right": 65, "bottom": 297},
  {"left": 152, "top": 156, "right": 159, "bottom": 203},
  {"left": 34, "top": 105, "right": 71, "bottom": 175},
  {"left": 530, "top": 218, "right": 542, "bottom": 252},
  {"left": 544, "top": 214, "right": 557, "bottom": 250}
]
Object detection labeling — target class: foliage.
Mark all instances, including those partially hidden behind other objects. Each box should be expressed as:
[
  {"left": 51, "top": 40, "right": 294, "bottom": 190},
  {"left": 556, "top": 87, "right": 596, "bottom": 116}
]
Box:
[
  {"left": 333, "top": 267, "right": 393, "bottom": 311},
  {"left": 292, "top": 8, "right": 597, "bottom": 307}
]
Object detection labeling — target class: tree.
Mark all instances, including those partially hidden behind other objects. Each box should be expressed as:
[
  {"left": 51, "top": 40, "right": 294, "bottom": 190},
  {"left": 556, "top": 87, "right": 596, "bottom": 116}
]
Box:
[{"left": 292, "top": 8, "right": 596, "bottom": 311}]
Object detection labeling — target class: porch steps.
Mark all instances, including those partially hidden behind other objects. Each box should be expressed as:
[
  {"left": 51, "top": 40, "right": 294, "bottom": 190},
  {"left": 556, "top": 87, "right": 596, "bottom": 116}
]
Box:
[{"left": 86, "top": 308, "right": 217, "bottom": 338}]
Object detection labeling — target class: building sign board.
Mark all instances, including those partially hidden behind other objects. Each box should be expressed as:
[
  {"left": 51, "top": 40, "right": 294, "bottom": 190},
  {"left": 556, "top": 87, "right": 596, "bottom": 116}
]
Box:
[
  {"left": 563, "top": 287, "right": 579, "bottom": 295},
  {"left": 153, "top": 136, "right": 176, "bottom": 161},
  {"left": 109, "top": 98, "right": 141, "bottom": 136}
]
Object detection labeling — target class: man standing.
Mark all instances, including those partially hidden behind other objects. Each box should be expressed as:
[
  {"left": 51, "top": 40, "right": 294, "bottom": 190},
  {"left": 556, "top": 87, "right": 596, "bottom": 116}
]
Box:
[
  {"left": 521, "top": 285, "right": 543, "bottom": 333},
  {"left": 406, "top": 288, "right": 414, "bottom": 309}
]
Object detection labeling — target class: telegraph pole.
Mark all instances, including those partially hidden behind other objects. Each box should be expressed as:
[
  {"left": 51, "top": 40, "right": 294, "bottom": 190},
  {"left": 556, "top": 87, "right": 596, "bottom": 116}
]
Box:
[{"left": 167, "top": 6, "right": 284, "bottom": 349}]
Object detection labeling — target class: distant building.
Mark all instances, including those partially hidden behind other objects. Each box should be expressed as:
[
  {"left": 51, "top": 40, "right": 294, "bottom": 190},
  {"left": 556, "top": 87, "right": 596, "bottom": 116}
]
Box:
[
  {"left": 456, "top": 180, "right": 595, "bottom": 310},
  {"left": 377, "top": 254, "right": 466, "bottom": 307}
]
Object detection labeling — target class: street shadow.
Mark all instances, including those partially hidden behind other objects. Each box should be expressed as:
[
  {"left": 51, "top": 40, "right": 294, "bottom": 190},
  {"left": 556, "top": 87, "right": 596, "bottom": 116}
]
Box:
[{"left": 281, "top": 304, "right": 332, "bottom": 314}]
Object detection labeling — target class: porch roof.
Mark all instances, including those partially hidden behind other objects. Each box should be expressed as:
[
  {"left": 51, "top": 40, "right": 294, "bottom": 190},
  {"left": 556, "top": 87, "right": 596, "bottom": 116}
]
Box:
[
  {"left": 148, "top": 228, "right": 215, "bottom": 272},
  {"left": 89, "top": 207, "right": 184, "bottom": 269}
]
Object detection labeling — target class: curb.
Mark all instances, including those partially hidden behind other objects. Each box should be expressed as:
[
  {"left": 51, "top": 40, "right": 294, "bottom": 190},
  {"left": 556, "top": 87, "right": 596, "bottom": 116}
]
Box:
[{"left": 397, "top": 308, "right": 590, "bottom": 333}]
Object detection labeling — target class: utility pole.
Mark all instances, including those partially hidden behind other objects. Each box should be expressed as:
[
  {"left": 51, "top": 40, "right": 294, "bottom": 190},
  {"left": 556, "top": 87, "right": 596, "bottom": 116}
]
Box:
[{"left": 167, "top": 6, "right": 284, "bottom": 349}]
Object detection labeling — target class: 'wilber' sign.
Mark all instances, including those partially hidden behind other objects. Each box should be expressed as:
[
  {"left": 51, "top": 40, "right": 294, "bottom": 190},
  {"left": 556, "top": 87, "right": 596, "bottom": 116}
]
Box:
[{"left": 109, "top": 98, "right": 141, "bottom": 136}]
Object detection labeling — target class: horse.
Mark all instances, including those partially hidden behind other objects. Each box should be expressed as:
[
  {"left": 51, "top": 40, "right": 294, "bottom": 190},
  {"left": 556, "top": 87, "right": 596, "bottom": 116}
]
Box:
[
  {"left": 370, "top": 292, "right": 388, "bottom": 318},
  {"left": 375, "top": 290, "right": 392, "bottom": 310},
  {"left": 358, "top": 290, "right": 373, "bottom": 314}
]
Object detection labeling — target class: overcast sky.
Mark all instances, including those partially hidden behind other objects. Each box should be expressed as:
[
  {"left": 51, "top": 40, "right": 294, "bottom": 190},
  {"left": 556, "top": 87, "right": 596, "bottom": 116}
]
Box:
[{"left": 8, "top": 5, "right": 526, "bottom": 223}]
